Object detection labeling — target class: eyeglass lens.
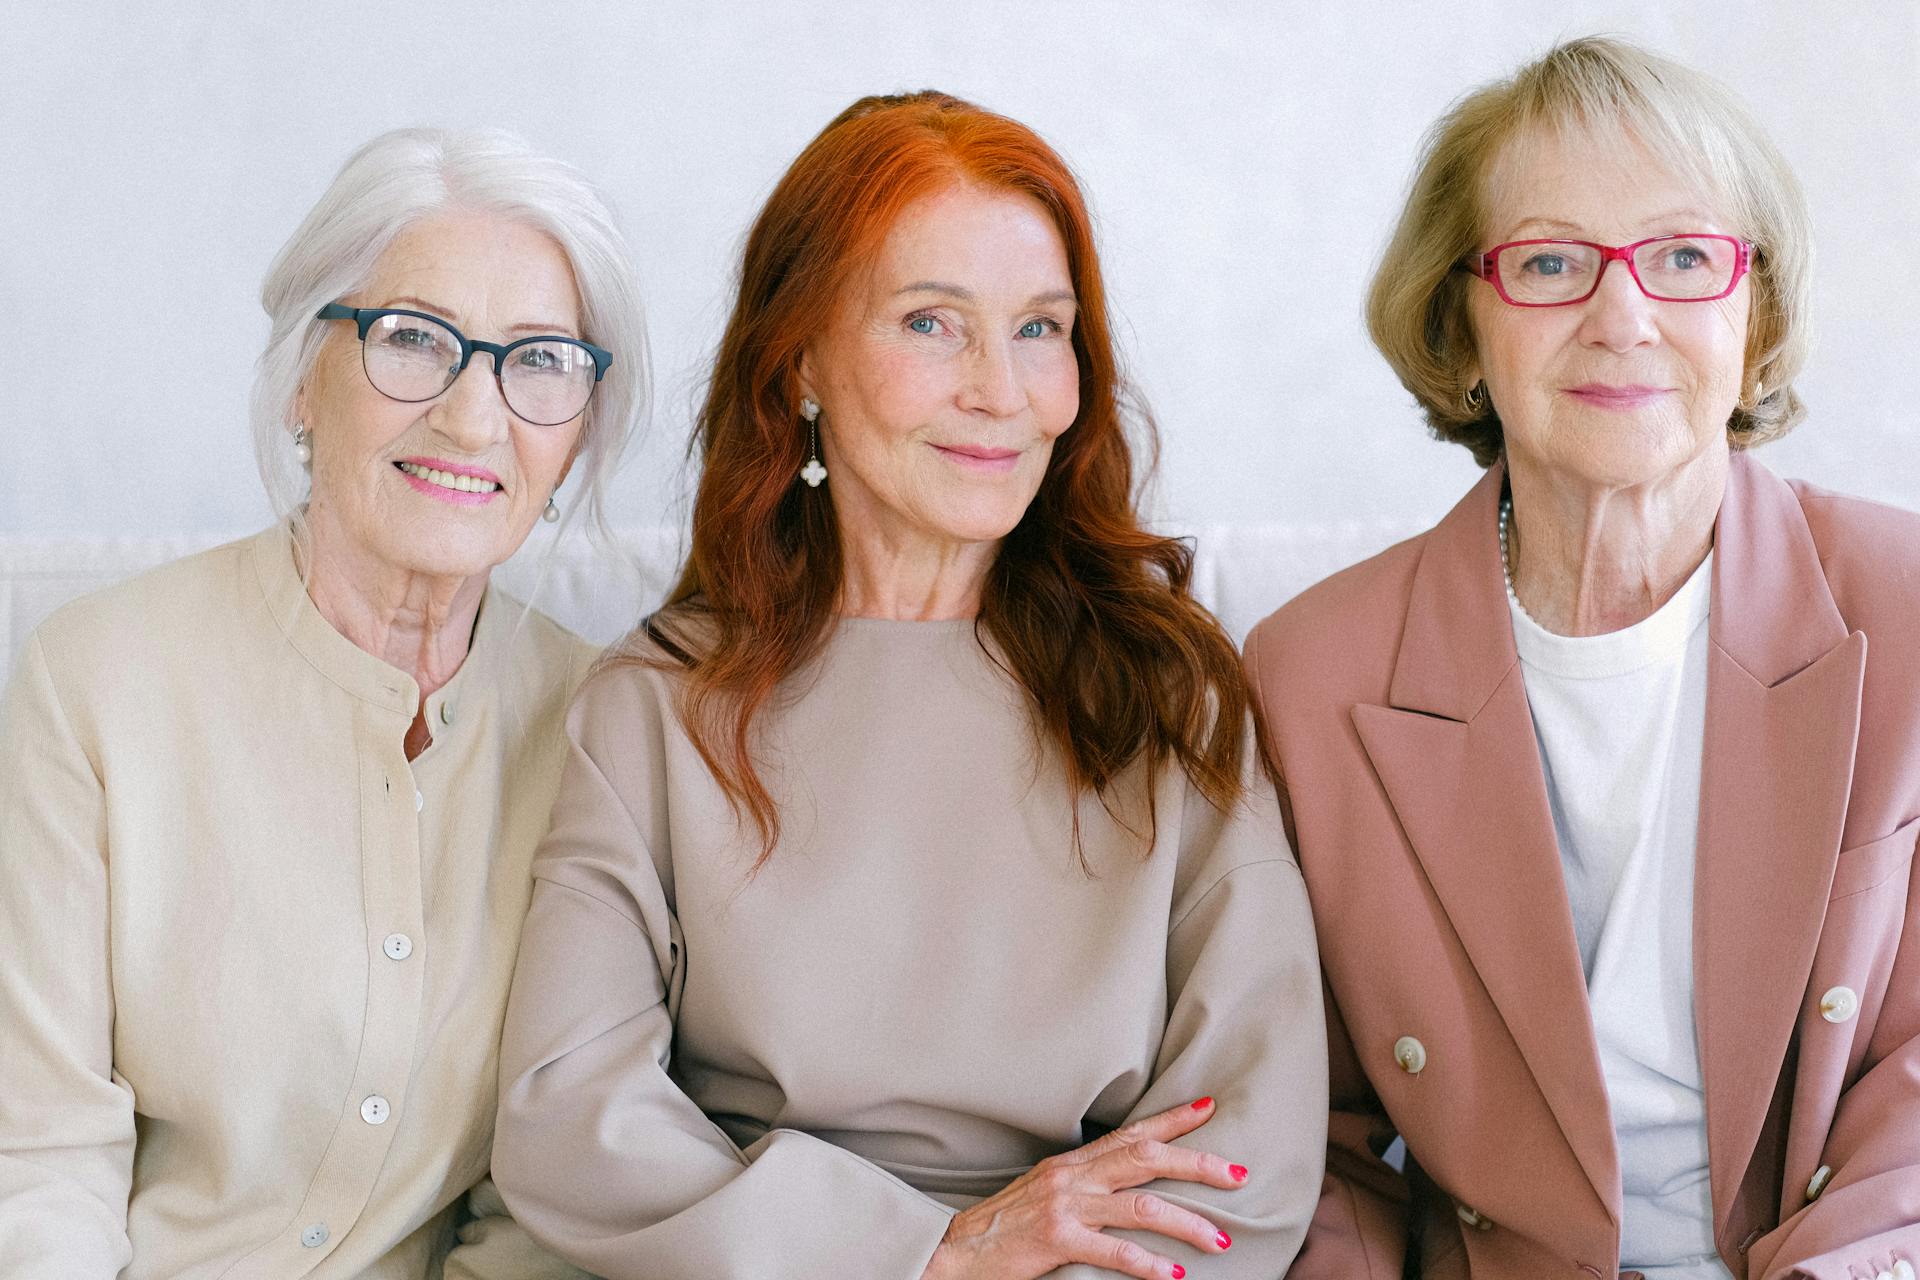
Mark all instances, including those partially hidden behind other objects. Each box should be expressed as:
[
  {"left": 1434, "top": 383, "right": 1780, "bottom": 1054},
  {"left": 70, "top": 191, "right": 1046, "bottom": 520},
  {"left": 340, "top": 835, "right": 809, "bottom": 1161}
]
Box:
[
  {"left": 361, "top": 313, "right": 598, "bottom": 425},
  {"left": 1497, "top": 236, "right": 1740, "bottom": 304}
]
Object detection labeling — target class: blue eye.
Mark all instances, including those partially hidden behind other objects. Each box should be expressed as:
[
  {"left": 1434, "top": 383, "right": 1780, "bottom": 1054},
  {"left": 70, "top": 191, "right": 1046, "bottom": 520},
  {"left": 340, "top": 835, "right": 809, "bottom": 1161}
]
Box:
[
  {"left": 1019, "top": 319, "right": 1052, "bottom": 339},
  {"left": 1524, "top": 253, "right": 1568, "bottom": 276},
  {"left": 907, "top": 314, "right": 937, "bottom": 334}
]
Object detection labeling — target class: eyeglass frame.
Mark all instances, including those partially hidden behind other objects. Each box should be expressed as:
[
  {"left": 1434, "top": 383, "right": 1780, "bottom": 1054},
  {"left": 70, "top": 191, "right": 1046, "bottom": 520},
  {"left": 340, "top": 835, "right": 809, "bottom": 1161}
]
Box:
[
  {"left": 314, "top": 302, "right": 613, "bottom": 425},
  {"left": 1462, "top": 234, "right": 1755, "bottom": 308}
]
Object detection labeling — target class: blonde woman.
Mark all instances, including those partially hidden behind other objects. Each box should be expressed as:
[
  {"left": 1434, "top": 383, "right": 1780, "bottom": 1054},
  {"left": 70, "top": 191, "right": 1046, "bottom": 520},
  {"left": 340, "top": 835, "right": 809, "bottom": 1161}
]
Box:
[{"left": 1247, "top": 38, "right": 1920, "bottom": 1280}]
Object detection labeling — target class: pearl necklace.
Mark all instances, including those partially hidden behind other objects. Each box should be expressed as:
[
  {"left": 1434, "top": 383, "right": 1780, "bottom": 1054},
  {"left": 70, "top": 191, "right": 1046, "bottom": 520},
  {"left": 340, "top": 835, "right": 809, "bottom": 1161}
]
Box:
[{"left": 1497, "top": 495, "right": 1534, "bottom": 620}]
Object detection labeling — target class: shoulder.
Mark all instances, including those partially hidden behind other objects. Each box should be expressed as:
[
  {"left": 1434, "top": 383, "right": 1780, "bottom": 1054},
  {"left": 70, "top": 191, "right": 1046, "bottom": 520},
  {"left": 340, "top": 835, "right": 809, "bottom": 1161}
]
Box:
[
  {"left": 485, "top": 588, "right": 602, "bottom": 706},
  {"left": 1242, "top": 527, "right": 1427, "bottom": 703},
  {"left": 565, "top": 623, "right": 690, "bottom": 757},
  {"left": 1789, "top": 480, "right": 1920, "bottom": 631},
  {"left": 27, "top": 532, "right": 261, "bottom": 689}
]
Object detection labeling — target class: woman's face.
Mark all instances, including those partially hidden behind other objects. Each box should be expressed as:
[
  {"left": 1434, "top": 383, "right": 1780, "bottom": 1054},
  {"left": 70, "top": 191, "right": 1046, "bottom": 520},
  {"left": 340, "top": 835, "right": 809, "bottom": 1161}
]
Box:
[
  {"left": 799, "top": 182, "right": 1081, "bottom": 554},
  {"left": 299, "top": 209, "right": 588, "bottom": 583},
  {"left": 1467, "top": 126, "right": 1750, "bottom": 492}
]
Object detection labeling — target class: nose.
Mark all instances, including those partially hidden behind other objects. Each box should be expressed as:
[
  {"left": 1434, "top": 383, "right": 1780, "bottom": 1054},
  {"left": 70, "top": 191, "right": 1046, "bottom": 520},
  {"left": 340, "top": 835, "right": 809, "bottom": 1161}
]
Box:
[
  {"left": 1576, "top": 257, "right": 1660, "bottom": 353},
  {"left": 430, "top": 353, "right": 514, "bottom": 451},
  {"left": 959, "top": 334, "right": 1027, "bottom": 419}
]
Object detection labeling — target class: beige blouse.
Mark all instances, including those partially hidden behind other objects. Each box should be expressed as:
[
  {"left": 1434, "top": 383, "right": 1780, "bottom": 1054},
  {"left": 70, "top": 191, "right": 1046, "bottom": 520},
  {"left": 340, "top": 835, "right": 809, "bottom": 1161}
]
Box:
[
  {"left": 0, "top": 525, "right": 596, "bottom": 1279},
  {"left": 494, "top": 617, "right": 1328, "bottom": 1279}
]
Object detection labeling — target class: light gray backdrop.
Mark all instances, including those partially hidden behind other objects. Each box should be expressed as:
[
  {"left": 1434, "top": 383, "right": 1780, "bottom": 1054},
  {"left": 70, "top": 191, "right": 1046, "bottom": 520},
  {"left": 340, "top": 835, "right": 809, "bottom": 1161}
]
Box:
[{"left": 1, "top": 2, "right": 1914, "bottom": 607}]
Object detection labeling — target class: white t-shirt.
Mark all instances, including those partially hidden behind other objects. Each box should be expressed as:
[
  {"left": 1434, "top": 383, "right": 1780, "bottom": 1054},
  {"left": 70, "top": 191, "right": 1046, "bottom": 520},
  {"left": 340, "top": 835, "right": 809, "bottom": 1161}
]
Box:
[{"left": 1510, "top": 550, "right": 1731, "bottom": 1280}]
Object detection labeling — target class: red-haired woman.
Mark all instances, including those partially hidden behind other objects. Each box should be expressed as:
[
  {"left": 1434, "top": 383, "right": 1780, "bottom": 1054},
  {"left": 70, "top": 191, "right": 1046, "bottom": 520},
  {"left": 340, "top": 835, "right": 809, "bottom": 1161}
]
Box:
[{"left": 490, "top": 92, "right": 1325, "bottom": 1280}]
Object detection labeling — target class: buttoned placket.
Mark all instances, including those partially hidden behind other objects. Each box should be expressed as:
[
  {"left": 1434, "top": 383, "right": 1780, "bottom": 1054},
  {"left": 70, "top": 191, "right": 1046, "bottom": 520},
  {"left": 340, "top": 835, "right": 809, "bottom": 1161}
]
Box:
[{"left": 227, "top": 695, "right": 429, "bottom": 1278}]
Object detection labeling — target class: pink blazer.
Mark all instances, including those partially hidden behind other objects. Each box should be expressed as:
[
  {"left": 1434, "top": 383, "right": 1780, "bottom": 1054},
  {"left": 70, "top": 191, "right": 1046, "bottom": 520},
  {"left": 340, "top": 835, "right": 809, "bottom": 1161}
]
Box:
[{"left": 1244, "top": 454, "right": 1920, "bottom": 1279}]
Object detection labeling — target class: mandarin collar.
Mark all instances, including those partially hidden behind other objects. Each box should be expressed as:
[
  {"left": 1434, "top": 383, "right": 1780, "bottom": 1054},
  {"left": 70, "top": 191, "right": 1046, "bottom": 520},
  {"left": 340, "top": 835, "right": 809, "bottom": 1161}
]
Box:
[{"left": 248, "top": 519, "right": 505, "bottom": 726}]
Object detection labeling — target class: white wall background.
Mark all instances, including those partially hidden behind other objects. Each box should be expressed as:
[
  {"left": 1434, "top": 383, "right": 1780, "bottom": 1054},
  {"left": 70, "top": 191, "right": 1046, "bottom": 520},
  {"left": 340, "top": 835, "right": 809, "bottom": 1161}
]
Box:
[{"left": 1, "top": 1, "right": 1915, "bottom": 651}]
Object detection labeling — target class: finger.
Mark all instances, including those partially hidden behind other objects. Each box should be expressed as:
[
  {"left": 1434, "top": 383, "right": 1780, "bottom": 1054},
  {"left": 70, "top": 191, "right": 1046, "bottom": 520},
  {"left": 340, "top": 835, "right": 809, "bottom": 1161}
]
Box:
[
  {"left": 1095, "top": 1190, "right": 1233, "bottom": 1256},
  {"left": 1056, "top": 1221, "right": 1189, "bottom": 1280},
  {"left": 1089, "top": 1135, "right": 1250, "bottom": 1193},
  {"left": 1055, "top": 1097, "right": 1217, "bottom": 1165}
]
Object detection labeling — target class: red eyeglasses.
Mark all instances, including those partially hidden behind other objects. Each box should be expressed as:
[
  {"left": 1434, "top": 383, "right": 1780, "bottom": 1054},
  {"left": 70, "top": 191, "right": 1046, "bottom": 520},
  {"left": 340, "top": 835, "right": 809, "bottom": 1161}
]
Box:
[{"left": 1465, "top": 234, "right": 1754, "bottom": 307}]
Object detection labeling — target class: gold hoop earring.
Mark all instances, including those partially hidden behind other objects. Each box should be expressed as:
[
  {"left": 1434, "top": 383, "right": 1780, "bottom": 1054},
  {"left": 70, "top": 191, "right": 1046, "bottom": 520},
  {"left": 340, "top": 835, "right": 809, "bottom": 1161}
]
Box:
[{"left": 1462, "top": 381, "right": 1488, "bottom": 415}]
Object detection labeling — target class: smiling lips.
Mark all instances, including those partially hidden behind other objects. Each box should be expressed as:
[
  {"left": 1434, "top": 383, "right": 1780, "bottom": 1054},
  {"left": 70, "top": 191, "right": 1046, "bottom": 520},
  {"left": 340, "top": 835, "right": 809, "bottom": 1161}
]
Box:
[
  {"left": 932, "top": 443, "right": 1021, "bottom": 472},
  {"left": 395, "top": 458, "right": 503, "bottom": 506},
  {"left": 1565, "top": 383, "right": 1671, "bottom": 410}
]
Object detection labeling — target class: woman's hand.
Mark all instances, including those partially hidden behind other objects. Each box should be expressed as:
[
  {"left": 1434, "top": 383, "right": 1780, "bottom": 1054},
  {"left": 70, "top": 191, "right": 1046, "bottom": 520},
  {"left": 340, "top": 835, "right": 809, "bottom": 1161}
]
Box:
[{"left": 921, "top": 1097, "right": 1245, "bottom": 1280}]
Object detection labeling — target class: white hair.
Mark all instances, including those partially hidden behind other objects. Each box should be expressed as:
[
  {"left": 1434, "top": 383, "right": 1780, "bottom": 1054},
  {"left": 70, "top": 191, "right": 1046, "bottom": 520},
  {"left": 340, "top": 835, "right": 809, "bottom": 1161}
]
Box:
[{"left": 251, "top": 127, "right": 648, "bottom": 543}]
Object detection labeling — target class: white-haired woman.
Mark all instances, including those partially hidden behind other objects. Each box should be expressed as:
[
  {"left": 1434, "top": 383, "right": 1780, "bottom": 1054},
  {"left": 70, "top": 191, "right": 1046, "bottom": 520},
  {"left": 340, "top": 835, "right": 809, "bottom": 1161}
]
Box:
[{"left": 0, "top": 128, "right": 643, "bottom": 1279}]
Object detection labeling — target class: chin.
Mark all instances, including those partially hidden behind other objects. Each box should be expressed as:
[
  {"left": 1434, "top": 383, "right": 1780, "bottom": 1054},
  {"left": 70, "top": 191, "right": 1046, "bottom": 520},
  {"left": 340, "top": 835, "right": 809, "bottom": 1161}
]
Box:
[
  {"left": 375, "top": 525, "right": 517, "bottom": 582},
  {"left": 931, "top": 505, "right": 1029, "bottom": 546},
  {"left": 1531, "top": 412, "right": 1717, "bottom": 491}
]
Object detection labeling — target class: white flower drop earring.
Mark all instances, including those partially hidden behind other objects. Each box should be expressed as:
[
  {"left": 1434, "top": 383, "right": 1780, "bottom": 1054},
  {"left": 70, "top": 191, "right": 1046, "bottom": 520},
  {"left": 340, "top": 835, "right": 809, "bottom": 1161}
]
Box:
[
  {"left": 292, "top": 424, "right": 312, "bottom": 467},
  {"left": 799, "top": 398, "right": 827, "bottom": 488}
]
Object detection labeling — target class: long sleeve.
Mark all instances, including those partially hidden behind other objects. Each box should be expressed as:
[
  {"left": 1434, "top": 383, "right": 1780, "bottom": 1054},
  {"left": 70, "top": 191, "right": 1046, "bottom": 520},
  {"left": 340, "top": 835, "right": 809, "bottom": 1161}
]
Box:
[
  {"left": 1054, "top": 750, "right": 1328, "bottom": 1278},
  {"left": 1285, "top": 971, "right": 1414, "bottom": 1280},
  {"left": 0, "top": 634, "right": 135, "bottom": 1277},
  {"left": 441, "top": 1177, "right": 598, "bottom": 1280},
  {"left": 1241, "top": 622, "right": 1410, "bottom": 1279},
  {"left": 1746, "top": 820, "right": 1920, "bottom": 1280},
  {"left": 492, "top": 677, "right": 955, "bottom": 1280}
]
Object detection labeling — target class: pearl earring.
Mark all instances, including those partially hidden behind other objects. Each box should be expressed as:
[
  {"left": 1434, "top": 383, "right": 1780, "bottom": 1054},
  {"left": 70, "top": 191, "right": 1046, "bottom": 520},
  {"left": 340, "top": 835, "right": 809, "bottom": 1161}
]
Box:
[
  {"left": 799, "top": 398, "right": 827, "bottom": 488},
  {"left": 542, "top": 496, "right": 561, "bottom": 523},
  {"left": 292, "top": 425, "right": 312, "bottom": 467}
]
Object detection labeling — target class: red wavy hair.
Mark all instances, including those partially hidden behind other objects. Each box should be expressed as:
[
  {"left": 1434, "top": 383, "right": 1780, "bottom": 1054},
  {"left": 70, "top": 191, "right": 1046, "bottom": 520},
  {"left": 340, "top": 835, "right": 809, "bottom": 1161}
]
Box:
[{"left": 636, "top": 90, "right": 1255, "bottom": 866}]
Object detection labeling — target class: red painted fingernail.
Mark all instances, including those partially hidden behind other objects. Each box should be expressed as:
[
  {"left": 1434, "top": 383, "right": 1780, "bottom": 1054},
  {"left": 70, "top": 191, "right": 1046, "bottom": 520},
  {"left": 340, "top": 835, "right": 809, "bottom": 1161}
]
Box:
[
  {"left": 1217, "top": 1230, "right": 1232, "bottom": 1250},
  {"left": 1229, "top": 1164, "right": 1248, "bottom": 1182},
  {"left": 1170, "top": 1267, "right": 1185, "bottom": 1279},
  {"left": 1190, "top": 1096, "right": 1213, "bottom": 1110}
]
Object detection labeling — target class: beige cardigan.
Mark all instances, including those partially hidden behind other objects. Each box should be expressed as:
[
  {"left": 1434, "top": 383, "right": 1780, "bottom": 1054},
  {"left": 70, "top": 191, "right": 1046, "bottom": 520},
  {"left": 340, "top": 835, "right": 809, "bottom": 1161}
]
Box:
[
  {"left": 0, "top": 525, "right": 596, "bottom": 1280},
  {"left": 494, "top": 617, "right": 1328, "bottom": 1279}
]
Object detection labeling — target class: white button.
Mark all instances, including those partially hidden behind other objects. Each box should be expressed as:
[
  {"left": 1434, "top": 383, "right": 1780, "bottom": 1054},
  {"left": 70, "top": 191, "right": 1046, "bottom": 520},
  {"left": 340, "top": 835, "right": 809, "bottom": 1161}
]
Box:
[
  {"left": 1805, "top": 1163, "right": 1832, "bottom": 1201},
  {"left": 414, "top": 789, "right": 424, "bottom": 813},
  {"left": 1875, "top": 1270, "right": 1893, "bottom": 1280},
  {"left": 301, "top": 1223, "right": 328, "bottom": 1248},
  {"left": 1455, "top": 1203, "right": 1494, "bottom": 1231},
  {"left": 382, "top": 933, "right": 413, "bottom": 961},
  {"left": 1819, "top": 985, "right": 1859, "bottom": 1023},
  {"left": 439, "top": 702, "right": 454, "bottom": 726},
  {"left": 1890, "top": 1260, "right": 1914, "bottom": 1280},
  {"left": 360, "top": 1094, "right": 390, "bottom": 1125},
  {"left": 1393, "top": 1035, "right": 1427, "bottom": 1074}
]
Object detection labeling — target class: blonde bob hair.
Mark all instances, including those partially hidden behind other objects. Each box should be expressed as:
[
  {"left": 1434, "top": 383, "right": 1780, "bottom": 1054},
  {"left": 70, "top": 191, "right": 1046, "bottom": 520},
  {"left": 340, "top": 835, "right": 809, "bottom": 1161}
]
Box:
[
  {"left": 1367, "top": 36, "right": 1812, "bottom": 466},
  {"left": 251, "top": 127, "right": 649, "bottom": 537}
]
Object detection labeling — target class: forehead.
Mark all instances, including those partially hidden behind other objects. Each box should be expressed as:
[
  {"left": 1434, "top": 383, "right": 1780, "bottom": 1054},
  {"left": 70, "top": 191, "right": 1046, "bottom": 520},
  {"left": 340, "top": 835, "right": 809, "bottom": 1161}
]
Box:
[
  {"left": 366, "top": 209, "right": 583, "bottom": 328},
  {"left": 867, "top": 182, "right": 1072, "bottom": 290},
  {"left": 1481, "top": 120, "right": 1732, "bottom": 242}
]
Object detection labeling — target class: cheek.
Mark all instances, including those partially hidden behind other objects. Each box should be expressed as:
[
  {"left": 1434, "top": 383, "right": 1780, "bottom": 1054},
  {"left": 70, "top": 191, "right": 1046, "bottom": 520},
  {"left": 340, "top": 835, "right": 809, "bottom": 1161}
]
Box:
[
  {"left": 1028, "top": 345, "right": 1081, "bottom": 437},
  {"left": 513, "top": 424, "right": 581, "bottom": 494},
  {"left": 846, "top": 347, "right": 945, "bottom": 448}
]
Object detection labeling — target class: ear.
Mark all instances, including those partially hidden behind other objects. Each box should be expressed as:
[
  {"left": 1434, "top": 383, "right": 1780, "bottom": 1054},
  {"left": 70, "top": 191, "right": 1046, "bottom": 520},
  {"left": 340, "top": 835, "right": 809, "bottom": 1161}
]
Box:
[
  {"left": 795, "top": 349, "right": 820, "bottom": 409},
  {"left": 554, "top": 432, "right": 586, "bottom": 492}
]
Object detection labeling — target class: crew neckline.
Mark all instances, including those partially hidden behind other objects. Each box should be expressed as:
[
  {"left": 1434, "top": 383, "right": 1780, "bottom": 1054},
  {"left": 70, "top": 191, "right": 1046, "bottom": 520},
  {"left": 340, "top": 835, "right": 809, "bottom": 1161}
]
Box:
[{"left": 1508, "top": 551, "right": 1713, "bottom": 680}]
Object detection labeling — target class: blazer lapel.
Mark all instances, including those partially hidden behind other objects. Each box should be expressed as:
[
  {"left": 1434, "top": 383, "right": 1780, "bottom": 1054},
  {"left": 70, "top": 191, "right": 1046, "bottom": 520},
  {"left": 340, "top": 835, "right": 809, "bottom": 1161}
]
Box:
[
  {"left": 1694, "top": 455, "right": 1864, "bottom": 1234},
  {"left": 1354, "top": 462, "right": 1620, "bottom": 1223}
]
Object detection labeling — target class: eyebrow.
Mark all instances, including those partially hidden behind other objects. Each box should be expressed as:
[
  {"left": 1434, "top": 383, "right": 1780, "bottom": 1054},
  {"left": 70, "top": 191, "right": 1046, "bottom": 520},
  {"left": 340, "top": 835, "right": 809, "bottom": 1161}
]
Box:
[
  {"left": 379, "top": 294, "right": 581, "bottom": 339},
  {"left": 894, "top": 281, "right": 1078, "bottom": 308},
  {"left": 1503, "top": 209, "right": 1725, "bottom": 239}
]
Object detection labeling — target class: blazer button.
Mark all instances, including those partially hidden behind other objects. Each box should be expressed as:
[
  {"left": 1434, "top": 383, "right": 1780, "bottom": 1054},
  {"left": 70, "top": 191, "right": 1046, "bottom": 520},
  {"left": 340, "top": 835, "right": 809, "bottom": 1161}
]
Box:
[
  {"left": 1889, "top": 1260, "right": 1914, "bottom": 1280},
  {"left": 1393, "top": 1036, "right": 1427, "bottom": 1074},
  {"left": 1819, "top": 986, "right": 1859, "bottom": 1023},
  {"left": 1454, "top": 1203, "right": 1493, "bottom": 1231},
  {"left": 1805, "top": 1164, "right": 1833, "bottom": 1202}
]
